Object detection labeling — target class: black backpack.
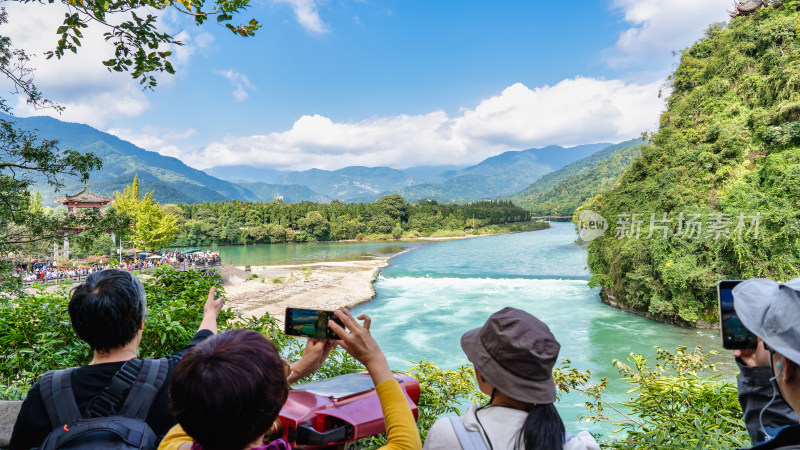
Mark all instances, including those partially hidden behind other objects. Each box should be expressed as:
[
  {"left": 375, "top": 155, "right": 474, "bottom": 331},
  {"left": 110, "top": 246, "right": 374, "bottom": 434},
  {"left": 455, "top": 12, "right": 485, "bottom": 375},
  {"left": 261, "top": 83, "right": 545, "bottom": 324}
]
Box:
[{"left": 37, "top": 358, "right": 169, "bottom": 450}]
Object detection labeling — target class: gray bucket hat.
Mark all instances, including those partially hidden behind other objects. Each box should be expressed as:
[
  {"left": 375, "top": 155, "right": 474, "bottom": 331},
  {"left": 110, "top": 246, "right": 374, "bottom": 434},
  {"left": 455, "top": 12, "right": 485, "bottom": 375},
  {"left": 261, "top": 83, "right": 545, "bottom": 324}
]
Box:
[
  {"left": 461, "top": 307, "right": 560, "bottom": 404},
  {"left": 733, "top": 277, "right": 800, "bottom": 365}
]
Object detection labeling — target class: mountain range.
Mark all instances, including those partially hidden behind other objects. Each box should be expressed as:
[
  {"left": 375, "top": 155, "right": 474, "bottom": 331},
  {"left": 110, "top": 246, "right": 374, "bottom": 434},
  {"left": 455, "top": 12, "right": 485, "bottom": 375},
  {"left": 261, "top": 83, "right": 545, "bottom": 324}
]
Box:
[
  {"left": 509, "top": 138, "right": 646, "bottom": 215},
  {"left": 5, "top": 112, "right": 633, "bottom": 208}
]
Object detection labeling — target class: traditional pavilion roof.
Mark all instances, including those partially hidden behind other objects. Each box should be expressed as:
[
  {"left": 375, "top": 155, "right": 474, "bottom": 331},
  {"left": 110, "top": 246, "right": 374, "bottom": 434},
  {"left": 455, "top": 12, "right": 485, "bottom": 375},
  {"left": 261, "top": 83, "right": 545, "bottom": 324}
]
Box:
[
  {"left": 54, "top": 187, "right": 114, "bottom": 204},
  {"left": 730, "top": 0, "right": 782, "bottom": 18}
]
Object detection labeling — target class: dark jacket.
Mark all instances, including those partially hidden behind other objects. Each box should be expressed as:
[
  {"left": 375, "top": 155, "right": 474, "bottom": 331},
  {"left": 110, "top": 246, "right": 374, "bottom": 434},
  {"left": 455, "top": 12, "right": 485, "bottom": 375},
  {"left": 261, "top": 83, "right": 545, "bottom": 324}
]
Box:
[
  {"left": 9, "top": 330, "right": 212, "bottom": 450},
  {"left": 737, "top": 358, "right": 798, "bottom": 447},
  {"left": 748, "top": 425, "right": 800, "bottom": 450}
]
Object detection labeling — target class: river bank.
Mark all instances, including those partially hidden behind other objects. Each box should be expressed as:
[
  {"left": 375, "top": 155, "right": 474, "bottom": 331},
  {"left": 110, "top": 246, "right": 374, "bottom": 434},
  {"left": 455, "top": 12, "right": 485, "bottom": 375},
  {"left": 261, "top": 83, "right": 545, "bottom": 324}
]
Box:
[
  {"left": 219, "top": 224, "right": 552, "bottom": 321},
  {"left": 221, "top": 259, "right": 389, "bottom": 321},
  {"left": 600, "top": 287, "right": 719, "bottom": 330}
]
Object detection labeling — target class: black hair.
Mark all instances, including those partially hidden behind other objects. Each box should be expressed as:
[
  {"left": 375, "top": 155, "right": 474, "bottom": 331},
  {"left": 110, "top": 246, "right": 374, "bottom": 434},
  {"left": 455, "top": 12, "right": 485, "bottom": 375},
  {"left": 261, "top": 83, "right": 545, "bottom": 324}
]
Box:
[
  {"left": 68, "top": 269, "right": 147, "bottom": 353},
  {"left": 169, "top": 329, "right": 289, "bottom": 450},
  {"left": 516, "top": 403, "right": 565, "bottom": 450}
]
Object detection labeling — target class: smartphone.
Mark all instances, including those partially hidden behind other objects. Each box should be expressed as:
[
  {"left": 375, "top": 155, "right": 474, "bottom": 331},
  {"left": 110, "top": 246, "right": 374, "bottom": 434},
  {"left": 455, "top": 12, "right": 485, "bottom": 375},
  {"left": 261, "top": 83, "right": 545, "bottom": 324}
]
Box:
[
  {"left": 718, "top": 280, "right": 757, "bottom": 349},
  {"left": 284, "top": 307, "right": 343, "bottom": 340}
]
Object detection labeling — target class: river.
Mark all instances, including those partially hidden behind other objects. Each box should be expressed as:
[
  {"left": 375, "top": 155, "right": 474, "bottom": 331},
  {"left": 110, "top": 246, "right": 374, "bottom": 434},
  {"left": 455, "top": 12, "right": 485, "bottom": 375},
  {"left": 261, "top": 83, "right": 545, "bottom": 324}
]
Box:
[
  {"left": 211, "top": 223, "right": 733, "bottom": 439},
  {"left": 351, "top": 222, "right": 730, "bottom": 439},
  {"left": 205, "top": 240, "right": 424, "bottom": 266}
]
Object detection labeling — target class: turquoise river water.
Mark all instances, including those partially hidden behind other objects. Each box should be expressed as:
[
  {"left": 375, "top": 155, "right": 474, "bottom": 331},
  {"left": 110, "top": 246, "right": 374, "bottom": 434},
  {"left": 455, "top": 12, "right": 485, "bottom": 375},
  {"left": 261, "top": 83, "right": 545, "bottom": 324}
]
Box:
[
  {"left": 212, "top": 223, "right": 733, "bottom": 439},
  {"left": 205, "top": 240, "right": 424, "bottom": 266}
]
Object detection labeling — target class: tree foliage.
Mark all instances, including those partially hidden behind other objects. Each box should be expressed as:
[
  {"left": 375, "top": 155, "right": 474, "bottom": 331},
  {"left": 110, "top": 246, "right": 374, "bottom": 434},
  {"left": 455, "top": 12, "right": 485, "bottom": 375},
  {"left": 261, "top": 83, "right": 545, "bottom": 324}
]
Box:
[
  {"left": 579, "top": 5, "right": 800, "bottom": 324},
  {"left": 0, "top": 0, "right": 261, "bottom": 292},
  {"left": 169, "top": 197, "right": 535, "bottom": 246},
  {"left": 0, "top": 118, "right": 126, "bottom": 293},
  {"left": 113, "top": 175, "right": 179, "bottom": 250},
  {"left": 579, "top": 347, "right": 749, "bottom": 449},
  {"left": 38, "top": 0, "right": 260, "bottom": 89}
]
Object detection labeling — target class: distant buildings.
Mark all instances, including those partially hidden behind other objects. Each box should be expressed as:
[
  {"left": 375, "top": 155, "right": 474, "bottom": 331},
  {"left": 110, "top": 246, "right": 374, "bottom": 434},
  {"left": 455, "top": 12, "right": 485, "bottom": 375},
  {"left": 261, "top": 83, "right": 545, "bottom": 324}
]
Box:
[
  {"left": 729, "top": 0, "right": 782, "bottom": 19},
  {"left": 54, "top": 187, "right": 114, "bottom": 216},
  {"left": 53, "top": 187, "right": 116, "bottom": 260}
]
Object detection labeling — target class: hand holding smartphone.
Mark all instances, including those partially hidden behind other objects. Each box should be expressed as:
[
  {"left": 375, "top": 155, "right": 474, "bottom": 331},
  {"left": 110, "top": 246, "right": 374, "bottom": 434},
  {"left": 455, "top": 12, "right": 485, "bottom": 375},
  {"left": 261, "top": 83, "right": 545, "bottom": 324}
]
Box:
[
  {"left": 284, "top": 307, "right": 344, "bottom": 340},
  {"left": 718, "top": 280, "right": 758, "bottom": 349}
]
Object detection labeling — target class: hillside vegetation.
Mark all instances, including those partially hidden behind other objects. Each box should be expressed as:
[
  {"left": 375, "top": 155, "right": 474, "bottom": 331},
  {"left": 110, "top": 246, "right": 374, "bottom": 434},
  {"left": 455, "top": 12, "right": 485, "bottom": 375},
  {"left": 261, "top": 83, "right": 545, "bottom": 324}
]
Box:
[
  {"left": 392, "top": 143, "right": 610, "bottom": 203},
  {"left": 238, "top": 182, "right": 331, "bottom": 203},
  {"left": 1, "top": 113, "right": 254, "bottom": 204},
  {"left": 579, "top": 4, "right": 800, "bottom": 324},
  {"left": 511, "top": 138, "right": 645, "bottom": 215}
]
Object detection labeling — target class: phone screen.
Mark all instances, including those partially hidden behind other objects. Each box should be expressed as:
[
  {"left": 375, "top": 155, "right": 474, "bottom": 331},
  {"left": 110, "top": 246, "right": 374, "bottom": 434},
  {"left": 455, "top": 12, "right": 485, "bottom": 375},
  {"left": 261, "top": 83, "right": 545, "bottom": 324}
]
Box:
[
  {"left": 284, "top": 308, "right": 342, "bottom": 340},
  {"left": 718, "top": 280, "right": 757, "bottom": 349}
]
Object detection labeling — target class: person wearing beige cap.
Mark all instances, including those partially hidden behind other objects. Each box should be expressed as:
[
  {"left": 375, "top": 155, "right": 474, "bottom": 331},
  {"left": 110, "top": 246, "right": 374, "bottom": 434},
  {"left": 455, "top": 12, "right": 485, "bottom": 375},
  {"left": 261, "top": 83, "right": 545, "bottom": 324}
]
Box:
[
  {"left": 422, "top": 307, "right": 598, "bottom": 450},
  {"left": 734, "top": 277, "right": 800, "bottom": 450}
]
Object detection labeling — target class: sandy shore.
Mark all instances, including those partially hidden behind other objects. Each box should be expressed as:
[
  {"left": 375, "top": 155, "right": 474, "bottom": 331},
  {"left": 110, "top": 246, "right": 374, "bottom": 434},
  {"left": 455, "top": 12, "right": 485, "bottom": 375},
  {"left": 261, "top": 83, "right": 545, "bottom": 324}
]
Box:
[{"left": 220, "top": 259, "right": 388, "bottom": 322}]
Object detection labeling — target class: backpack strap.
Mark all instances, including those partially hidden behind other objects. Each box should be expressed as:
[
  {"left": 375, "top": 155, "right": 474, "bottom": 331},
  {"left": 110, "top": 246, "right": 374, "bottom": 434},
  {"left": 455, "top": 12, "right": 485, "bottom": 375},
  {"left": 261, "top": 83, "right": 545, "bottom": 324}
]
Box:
[
  {"left": 118, "top": 357, "right": 169, "bottom": 420},
  {"left": 39, "top": 369, "right": 81, "bottom": 428},
  {"left": 448, "top": 416, "right": 488, "bottom": 450},
  {"left": 85, "top": 358, "right": 143, "bottom": 418}
]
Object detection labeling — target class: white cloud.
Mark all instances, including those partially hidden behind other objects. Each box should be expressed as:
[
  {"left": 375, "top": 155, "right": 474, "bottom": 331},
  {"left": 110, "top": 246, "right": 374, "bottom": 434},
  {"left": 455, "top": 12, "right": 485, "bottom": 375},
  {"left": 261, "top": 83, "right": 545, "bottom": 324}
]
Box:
[
  {"left": 107, "top": 126, "right": 198, "bottom": 159},
  {"left": 607, "top": 0, "right": 732, "bottom": 67},
  {"left": 214, "top": 69, "right": 256, "bottom": 102},
  {"left": 185, "top": 77, "right": 663, "bottom": 171},
  {"left": 271, "top": 0, "right": 328, "bottom": 34},
  {"left": 0, "top": 2, "right": 210, "bottom": 128}
]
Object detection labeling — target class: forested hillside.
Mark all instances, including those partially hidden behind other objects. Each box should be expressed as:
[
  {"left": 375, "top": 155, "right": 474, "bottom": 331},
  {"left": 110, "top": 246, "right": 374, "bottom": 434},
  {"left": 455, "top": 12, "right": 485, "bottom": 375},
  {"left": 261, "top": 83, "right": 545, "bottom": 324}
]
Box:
[
  {"left": 579, "top": 4, "right": 800, "bottom": 324},
  {"left": 237, "top": 182, "right": 331, "bottom": 203},
  {"left": 1, "top": 113, "right": 255, "bottom": 204},
  {"left": 277, "top": 166, "right": 413, "bottom": 200},
  {"left": 388, "top": 143, "right": 612, "bottom": 203},
  {"left": 511, "top": 138, "right": 645, "bottom": 215}
]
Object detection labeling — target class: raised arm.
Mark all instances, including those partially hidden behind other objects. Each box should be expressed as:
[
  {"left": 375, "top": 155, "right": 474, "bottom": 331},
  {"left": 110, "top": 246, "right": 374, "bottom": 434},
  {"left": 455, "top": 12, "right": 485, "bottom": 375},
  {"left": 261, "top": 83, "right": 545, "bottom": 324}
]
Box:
[
  {"left": 198, "top": 286, "right": 225, "bottom": 335},
  {"left": 330, "top": 309, "right": 422, "bottom": 450}
]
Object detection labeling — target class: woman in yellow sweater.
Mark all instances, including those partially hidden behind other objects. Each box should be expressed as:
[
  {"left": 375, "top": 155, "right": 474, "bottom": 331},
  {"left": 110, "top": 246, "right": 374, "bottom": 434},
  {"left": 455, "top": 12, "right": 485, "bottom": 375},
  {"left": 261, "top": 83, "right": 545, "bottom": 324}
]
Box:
[{"left": 159, "top": 309, "right": 421, "bottom": 450}]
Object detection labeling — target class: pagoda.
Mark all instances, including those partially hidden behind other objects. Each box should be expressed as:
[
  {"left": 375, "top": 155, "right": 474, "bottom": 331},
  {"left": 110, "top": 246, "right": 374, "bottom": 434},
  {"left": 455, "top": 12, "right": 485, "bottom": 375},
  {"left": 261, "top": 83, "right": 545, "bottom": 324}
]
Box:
[
  {"left": 729, "top": 0, "right": 782, "bottom": 19},
  {"left": 54, "top": 187, "right": 114, "bottom": 216},
  {"left": 53, "top": 188, "right": 115, "bottom": 260}
]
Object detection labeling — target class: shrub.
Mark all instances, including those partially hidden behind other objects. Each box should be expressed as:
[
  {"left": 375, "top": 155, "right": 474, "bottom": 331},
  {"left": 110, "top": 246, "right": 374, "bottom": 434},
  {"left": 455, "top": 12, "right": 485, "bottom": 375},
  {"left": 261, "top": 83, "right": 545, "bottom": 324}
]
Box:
[{"left": 579, "top": 346, "right": 750, "bottom": 449}]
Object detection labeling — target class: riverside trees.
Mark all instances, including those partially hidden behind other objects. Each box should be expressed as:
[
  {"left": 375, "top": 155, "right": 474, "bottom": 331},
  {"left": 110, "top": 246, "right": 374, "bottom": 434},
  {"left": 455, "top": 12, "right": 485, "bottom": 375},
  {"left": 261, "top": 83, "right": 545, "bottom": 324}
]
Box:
[{"left": 171, "top": 196, "right": 534, "bottom": 246}]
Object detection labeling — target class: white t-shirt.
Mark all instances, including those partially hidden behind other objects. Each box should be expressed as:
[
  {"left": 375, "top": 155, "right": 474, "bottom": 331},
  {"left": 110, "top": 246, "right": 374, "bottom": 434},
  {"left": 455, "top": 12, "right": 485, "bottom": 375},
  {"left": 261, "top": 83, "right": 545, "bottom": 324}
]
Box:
[{"left": 423, "top": 404, "right": 599, "bottom": 450}]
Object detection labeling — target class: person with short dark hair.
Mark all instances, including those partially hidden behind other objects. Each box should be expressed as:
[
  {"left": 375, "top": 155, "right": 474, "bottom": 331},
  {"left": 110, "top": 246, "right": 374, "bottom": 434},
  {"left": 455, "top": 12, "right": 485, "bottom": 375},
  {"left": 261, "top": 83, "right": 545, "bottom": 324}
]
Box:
[
  {"left": 423, "top": 307, "right": 598, "bottom": 450},
  {"left": 159, "top": 309, "right": 422, "bottom": 450},
  {"left": 69, "top": 269, "right": 150, "bottom": 352},
  {"left": 167, "top": 329, "right": 289, "bottom": 450},
  {"left": 734, "top": 277, "right": 800, "bottom": 449},
  {"left": 8, "top": 269, "right": 225, "bottom": 449}
]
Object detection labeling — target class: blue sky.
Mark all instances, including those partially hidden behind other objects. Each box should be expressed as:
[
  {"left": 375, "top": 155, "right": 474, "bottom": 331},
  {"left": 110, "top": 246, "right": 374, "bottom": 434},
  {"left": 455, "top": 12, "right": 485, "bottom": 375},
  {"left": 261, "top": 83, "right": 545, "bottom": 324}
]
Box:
[{"left": 3, "top": 0, "right": 732, "bottom": 171}]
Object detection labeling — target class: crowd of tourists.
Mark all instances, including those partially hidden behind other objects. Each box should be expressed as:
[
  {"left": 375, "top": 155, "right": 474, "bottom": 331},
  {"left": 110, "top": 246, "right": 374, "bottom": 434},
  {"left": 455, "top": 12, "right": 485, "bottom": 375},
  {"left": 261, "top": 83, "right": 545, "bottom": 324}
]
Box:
[
  {"left": 7, "top": 270, "right": 800, "bottom": 449},
  {"left": 12, "top": 250, "right": 220, "bottom": 283},
  {"left": 161, "top": 250, "right": 221, "bottom": 266}
]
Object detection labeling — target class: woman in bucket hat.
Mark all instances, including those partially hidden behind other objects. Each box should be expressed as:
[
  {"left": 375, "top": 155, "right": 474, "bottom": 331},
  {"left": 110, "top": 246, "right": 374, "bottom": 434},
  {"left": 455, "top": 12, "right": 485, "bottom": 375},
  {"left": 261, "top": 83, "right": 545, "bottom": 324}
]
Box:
[{"left": 423, "top": 307, "right": 598, "bottom": 450}]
